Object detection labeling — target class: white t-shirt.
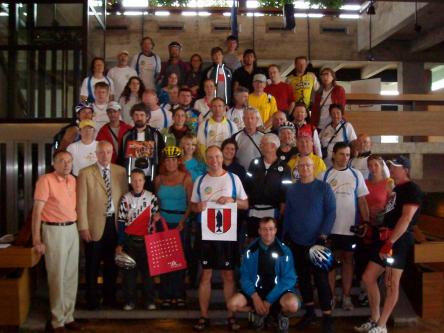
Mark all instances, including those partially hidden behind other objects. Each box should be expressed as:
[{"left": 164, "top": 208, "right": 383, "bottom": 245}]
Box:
[
  {"left": 107, "top": 66, "right": 137, "bottom": 100},
  {"left": 191, "top": 172, "right": 248, "bottom": 203},
  {"left": 80, "top": 76, "right": 115, "bottom": 101},
  {"left": 227, "top": 107, "right": 245, "bottom": 130},
  {"left": 197, "top": 118, "right": 238, "bottom": 149},
  {"left": 318, "top": 87, "right": 333, "bottom": 130},
  {"left": 194, "top": 98, "right": 212, "bottom": 119},
  {"left": 130, "top": 52, "right": 161, "bottom": 90},
  {"left": 148, "top": 107, "right": 173, "bottom": 130},
  {"left": 67, "top": 140, "right": 98, "bottom": 176},
  {"left": 319, "top": 121, "right": 357, "bottom": 167},
  {"left": 318, "top": 167, "right": 369, "bottom": 236},
  {"left": 92, "top": 103, "right": 108, "bottom": 131},
  {"left": 119, "top": 95, "right": 140, "bottom": 126}
]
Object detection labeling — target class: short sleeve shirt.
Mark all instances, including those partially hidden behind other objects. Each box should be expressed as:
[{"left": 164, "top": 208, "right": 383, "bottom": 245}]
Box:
[
  {"left": 382, "top": 181, "right": 423, "bottom": 230},
  {"left": 80, "top": 76, "right": 115, "bottom": 100},
  {"left": 191, "top": 172, "right": 248, "bottom": 203},
  {"left": 34, "top": 172, "right": 77, "bottom": 222},
  {"left": 318, "top": 167, "right": 369, "bottom": 236}
]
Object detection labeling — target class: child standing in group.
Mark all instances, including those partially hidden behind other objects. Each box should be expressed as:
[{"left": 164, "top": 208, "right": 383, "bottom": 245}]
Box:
[{"left": 116, "top": 169, "right": 159, "bottom": 311}]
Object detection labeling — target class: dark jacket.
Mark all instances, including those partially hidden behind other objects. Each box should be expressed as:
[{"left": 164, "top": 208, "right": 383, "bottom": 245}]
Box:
[
  {"left": 118, "top": 125, "right": 165, "bottom": 184},
  {"left": 204, "top": 63, "right": 233, "bottom": 104},
  {"left": 245, "top": 157, "right": 292, "bottom": 210}
]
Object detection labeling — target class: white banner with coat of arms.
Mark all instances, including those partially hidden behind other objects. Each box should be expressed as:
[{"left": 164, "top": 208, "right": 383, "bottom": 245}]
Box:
[{"left": 201, "top": 202, "right": 237, "bottom": 241}]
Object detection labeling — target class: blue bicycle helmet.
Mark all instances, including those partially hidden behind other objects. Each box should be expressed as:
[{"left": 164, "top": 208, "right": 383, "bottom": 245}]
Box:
[{"left": 309, "top": 245, "right": 334, "bottom": 271}]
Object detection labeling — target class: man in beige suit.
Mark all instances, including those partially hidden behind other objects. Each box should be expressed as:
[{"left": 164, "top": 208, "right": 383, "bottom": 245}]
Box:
[{"left": 77, "top": 140, "right": 127, "bottom": 309}]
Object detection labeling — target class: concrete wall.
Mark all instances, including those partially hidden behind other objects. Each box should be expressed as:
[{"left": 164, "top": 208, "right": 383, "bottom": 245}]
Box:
[
  {"left": 101, "top": 14, "right": 357, "bottom": 64},
  {"left": 357, "top": 1, "right": 427, "bottom": 52}
]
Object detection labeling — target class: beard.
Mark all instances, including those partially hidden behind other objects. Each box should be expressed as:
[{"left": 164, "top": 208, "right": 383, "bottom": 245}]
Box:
[{"left": 134, "top": 120, "right": 146, "bottom": 128}]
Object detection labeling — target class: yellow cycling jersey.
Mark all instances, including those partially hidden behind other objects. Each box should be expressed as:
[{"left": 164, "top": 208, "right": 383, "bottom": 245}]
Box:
[
  {"left": 248, "top": 93, "right": 278, "bottom": 125},
  {"left": 287, "top": 152, "right": 327, "bottom": 181},
  {"left": 288, "top": 72, "right": 317, "bottom": 108}
]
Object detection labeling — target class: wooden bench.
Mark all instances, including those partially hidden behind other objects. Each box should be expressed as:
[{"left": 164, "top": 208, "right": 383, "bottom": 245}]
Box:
[
  {"left": 403, "top": 215, "right": 444, "bottom": 319},
  {"left": 0, "top": 246, "right": 41, "bottom": 326}
]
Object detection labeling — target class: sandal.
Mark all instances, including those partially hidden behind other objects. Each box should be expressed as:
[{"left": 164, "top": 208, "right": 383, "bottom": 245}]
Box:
[
  {"left": 193, "top": 317, "right": 210, "bottom": 331},
  {"left": 227, "top": 317, "right": 240, "bottom": 331}
]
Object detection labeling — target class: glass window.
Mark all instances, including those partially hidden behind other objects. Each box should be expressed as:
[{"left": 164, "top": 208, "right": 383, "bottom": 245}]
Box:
[{"left": 0, "top": 4, "right": 8, "bottom": 45}]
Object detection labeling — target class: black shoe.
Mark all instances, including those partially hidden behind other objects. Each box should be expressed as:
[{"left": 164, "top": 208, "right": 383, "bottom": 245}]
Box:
[
  {"left": 296, "top": 311, "right": 316, "bottom": 330},
  {"left": 277, "top": 313, "right": 289, "bottom": 333},
  {"left": 321, "top": 316, "right": 334, "bottom": 333}
]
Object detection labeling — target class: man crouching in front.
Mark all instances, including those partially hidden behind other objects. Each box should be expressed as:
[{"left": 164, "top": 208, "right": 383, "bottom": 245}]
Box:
[{"left": 228, "top": 217, "right": 299, "bottom": 333}]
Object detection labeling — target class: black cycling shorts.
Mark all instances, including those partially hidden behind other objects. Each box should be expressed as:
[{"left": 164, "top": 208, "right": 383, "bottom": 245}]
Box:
[{"left": 370, "top": 232, "right": 413, "bottom": 270}]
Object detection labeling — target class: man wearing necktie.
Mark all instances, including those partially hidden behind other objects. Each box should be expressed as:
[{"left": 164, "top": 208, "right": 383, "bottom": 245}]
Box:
[{"left": 77, "top": 140, "right": 128, "bottom": 309}]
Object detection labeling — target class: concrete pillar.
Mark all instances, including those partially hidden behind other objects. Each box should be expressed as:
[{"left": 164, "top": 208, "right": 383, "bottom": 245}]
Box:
[
  {"left": 397, "top": 62, "right": 429, "bottom": 95},
  {"left": 397, "top": 62, "right": 431, "bottom": 143},
  {"left": 409, "top": 153, "right": 423, "bottom": 180}
]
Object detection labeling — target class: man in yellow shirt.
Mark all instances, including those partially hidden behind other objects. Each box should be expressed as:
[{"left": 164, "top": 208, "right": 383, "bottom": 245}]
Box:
[
  {"left": 248, "top": 74, "right": 278, "bottom": 129},
  {"left": 287, "top": 56, "right": 319, "bottom": 109},
  {"left": 288, "top": 135, "right": 326, "bottom": 182}
]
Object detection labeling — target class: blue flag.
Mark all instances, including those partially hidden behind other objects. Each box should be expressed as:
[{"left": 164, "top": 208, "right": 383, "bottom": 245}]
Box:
[{"left": 230, "top": 0, "right": 238, "bottom": 38}]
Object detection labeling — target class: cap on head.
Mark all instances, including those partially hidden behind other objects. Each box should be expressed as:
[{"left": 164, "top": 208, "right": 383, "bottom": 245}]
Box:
[
  {"left": 118, "top": 50, "right": 129, "bottom": 56},
  {"left": 253, "top": 74, "right": 267, "bottom": 83},
  {"left": 387, "top": 155, "right": 411, "bottom": 169},
  {"left": 107, "top": 101, "right": 122, "bottom": 112},
  {"left": 168, "top": 41, "right": 182, "bottom": 49},
  {"left": 79, "top": 120, "right": 96, "bottom": 129}
]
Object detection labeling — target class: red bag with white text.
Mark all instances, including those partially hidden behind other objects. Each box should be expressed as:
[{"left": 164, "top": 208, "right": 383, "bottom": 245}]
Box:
[{"left": 144, "top": 217, "right": 187, "bottom": 276}]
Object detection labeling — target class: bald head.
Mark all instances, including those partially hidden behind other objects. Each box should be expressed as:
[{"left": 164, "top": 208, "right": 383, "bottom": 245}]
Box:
[
  {"left": 297, "top": 155, "right": 315, "bottom": 182},
  {"left": 96, "top": 140, "right": 113, "bottom": 167},
  {"left": 358, "top": 133, "right": 371, "bottom": 153}
]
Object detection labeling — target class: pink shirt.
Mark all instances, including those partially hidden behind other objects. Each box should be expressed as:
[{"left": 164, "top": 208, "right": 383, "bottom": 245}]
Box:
[
  {"left": 365, "top": 179, "right": 390, "bottom": 224},
  {"left": 34, "top": 172, "right": 77, "bottom": 222}
]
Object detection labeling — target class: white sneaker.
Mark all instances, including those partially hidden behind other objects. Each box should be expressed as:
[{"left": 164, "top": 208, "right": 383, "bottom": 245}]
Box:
[
  {"left": 342, "top": 295, "right": 354, "bottom": 311},
  {"left": 354, "top": 319, "right": 377, "bottom": 332},
  {"left": 368, "top": 326, "right": 388, "bottom": 333},
  {"left": 123, "top": 303, "right": 135, "bottom": 311},
  {"left": 146, "top": 303, "right": 157, "bottom": 310}
]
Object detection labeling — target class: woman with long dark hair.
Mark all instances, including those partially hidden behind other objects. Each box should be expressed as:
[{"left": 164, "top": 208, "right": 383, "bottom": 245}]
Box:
[
  {"left": 80, "top": 57, "right": 115, "bottom": 103},
  {"left": 119, "top": 76, "right": 146, "bottom": 124},
  {"left": 185, "top": 53, "right": 204, "bottom": 98}
]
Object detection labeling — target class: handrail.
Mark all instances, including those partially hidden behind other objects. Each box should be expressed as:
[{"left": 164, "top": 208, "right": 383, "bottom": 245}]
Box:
[
  {"left": 346, "top": 93, "right": 444, "bottom": 105},
  {"left": 345, "top": 111, "right": 444, "bottom": 136}
]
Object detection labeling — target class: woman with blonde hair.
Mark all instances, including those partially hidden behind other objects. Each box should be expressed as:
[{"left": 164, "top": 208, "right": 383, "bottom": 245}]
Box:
[{"left": 354, "top": 155, "right": 393, "bottom": 307}]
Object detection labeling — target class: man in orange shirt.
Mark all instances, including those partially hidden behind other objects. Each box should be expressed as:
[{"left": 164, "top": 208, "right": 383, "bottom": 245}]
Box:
[{"left": 32, "top": 150, "right": 81, "bottom": 332}]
